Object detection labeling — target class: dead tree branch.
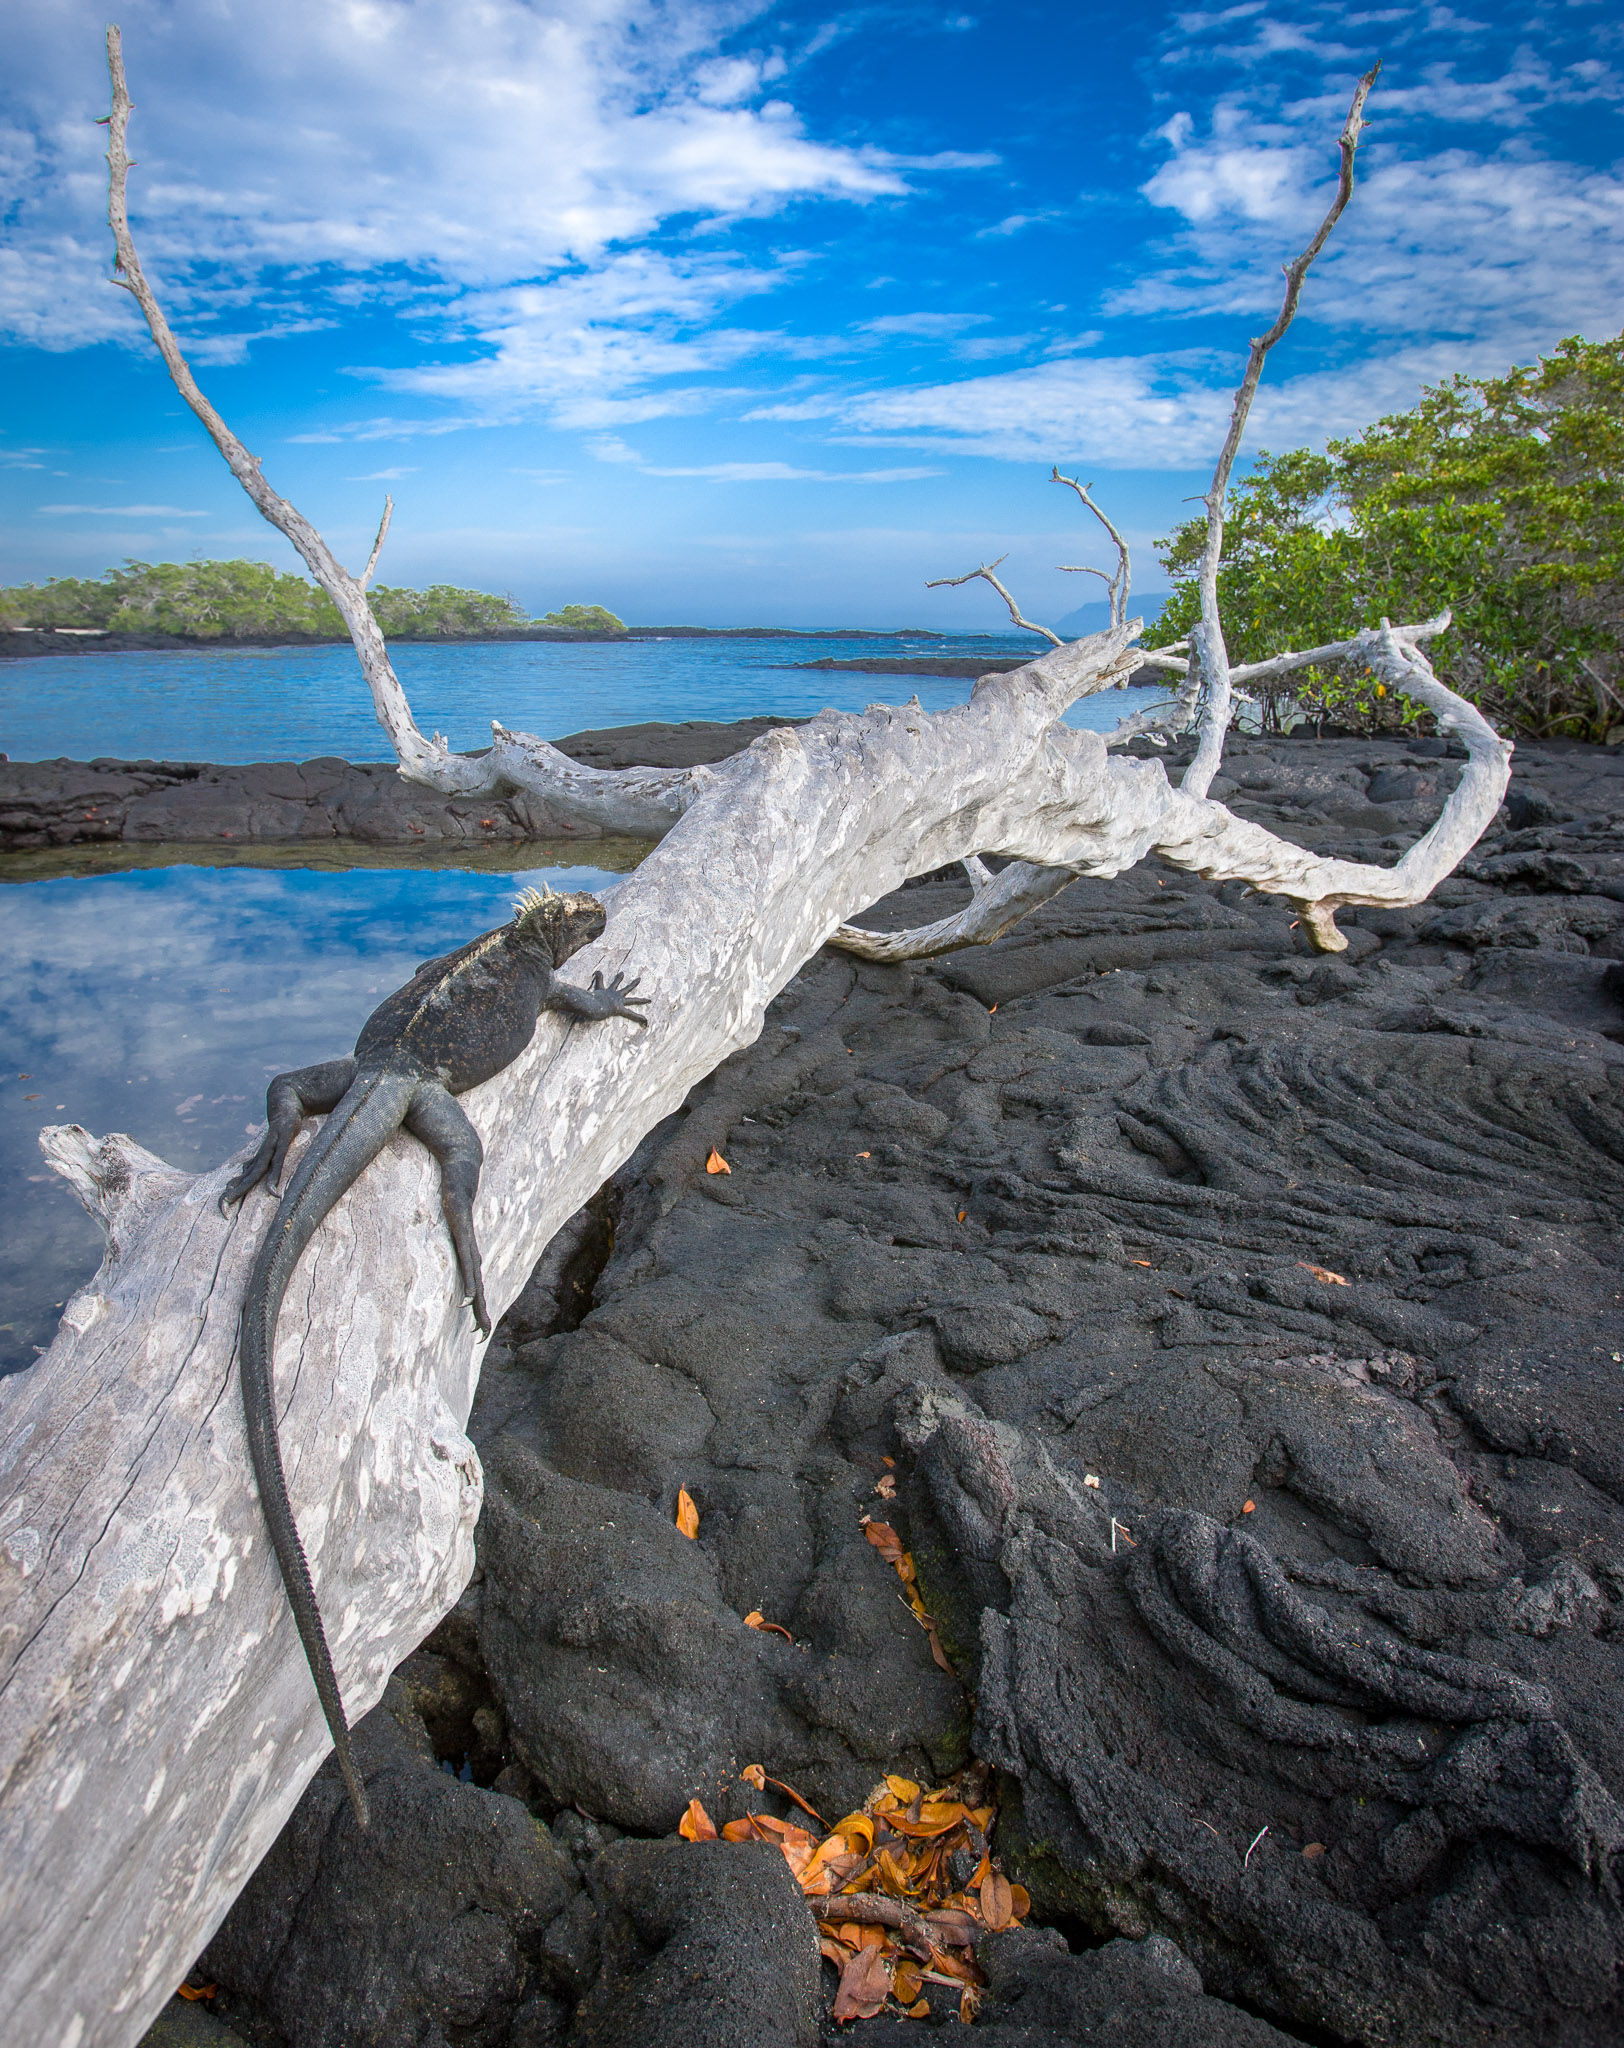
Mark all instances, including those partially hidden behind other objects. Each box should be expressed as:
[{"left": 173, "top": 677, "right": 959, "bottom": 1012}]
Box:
[
  {"left": 1180, "top": 62, "right": 1380, "bottom": 801},
  {"left": 359, "top": 494, "right": 393, "bottom": 589},
  {"left": 1051, "top": 469, "right": 1131, "bottom": 627},
  {"left": 100, "top": 26, "right": 438, "bottom": 778},
  {"left": 924, "top": 557, "right": 1064, "bottom": 647}
]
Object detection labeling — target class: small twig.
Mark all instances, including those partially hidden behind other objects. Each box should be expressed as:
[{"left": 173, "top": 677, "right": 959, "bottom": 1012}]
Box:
[
  {"left": 1243, "top": 1825, "right": 1270, "bottom": 1868},
  {"left": 359, "top": 495, "right": 393, "bottom": 589},
  {"left": 926, "top": 558, "right": 1063, "bottom": 647}
]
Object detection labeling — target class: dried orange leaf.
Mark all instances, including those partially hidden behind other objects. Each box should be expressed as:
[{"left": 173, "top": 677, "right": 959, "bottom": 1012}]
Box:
[
  {"left": 892, "top": 1959, "right": 925, "bottom": 2004},
  {"left": 980, "top": 1870, "right": 1015, "bottom": 1931},
  {"left": 679, "top": 1797, "right": 717, "bottom": 1842},
  {"left": 885, "top": 1775, "right": 922, "bottom": 1804},
  {"left": 960, "top": 1984, "right": 982, "bottom": 2023},
  {"left": 904, "top": 1996, "right": 931, "bottom": 2019},
  {"left": 721, "top": 1816, "right": 761, "bottom": 1842},
  {"left": 675, "top": 1487, "right": 700, "bottom": 1539},
  {"left": 1297, "top": 1260, "right": 1349, "bottom": 1286},
  {"left": 741, "top": 1762, "right": 768, "bottom": 1790},
  {"left": 1009, "top": 1883, "right": 1031, "bottom": 1919},
  {"left": 865, "top": 1522, "right": 906, "bottom": 1566},
  {"left": 956, "top": 1209, "right": 967, "bottom": 1223},
  {"left": 705, "top": 1146, "right": 731, "bottom": 1175},
  {"left": 820, "top": 1934, "right": 856, "bottom": 1966},
  {"left": 176, "top": 1985, "right": 217, "bottom": 2002},
  {"left": 832, "top": 1943, "right": 892, "bottom": 2021}
]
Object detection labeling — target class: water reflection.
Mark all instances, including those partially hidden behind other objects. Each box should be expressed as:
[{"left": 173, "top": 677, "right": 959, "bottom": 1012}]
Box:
[{"left": 0, "top": 856, "right": 624, "bottom": 1374}]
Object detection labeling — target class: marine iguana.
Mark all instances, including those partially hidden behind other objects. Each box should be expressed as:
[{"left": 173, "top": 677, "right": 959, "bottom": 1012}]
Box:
[{"left": 222, "top": 886, "right": 648, "bottom": 1824}]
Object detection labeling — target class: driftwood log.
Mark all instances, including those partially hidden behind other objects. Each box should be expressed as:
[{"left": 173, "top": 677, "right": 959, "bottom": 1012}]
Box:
[{"left": 0, "top": 38, "right": 1511, "bottom": 2048}]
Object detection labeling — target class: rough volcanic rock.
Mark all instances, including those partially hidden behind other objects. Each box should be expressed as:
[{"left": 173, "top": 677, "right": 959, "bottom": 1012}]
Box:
[
  {"left": 198, "top": 1680, "right": 586, "bottom": 2047},
  {"left": 0, "top": 719, "right": 802, "bottom": 852},
  {"left": 570, "top": 1840, "right": 821, "bottom": 2047},
  {"left": 189, "top": 729, "right": 1624, "bottom": 2046}
]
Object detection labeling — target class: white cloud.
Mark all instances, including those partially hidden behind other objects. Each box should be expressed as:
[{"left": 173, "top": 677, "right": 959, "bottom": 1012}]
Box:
[
  {"left": 859, "top": 312, "right": 992, "bottom": 337},
  {"left": 348, "top": 468, "right": 418, "bottom": 481},
  {"left": 637, "top": 462, "right": 941, "bottom": 480},
  {"left": 0, "top": 0, "right": 936, "bottom": 370},
  {"left": 38, "top": 502, "right": 210, "bottom": 515}
]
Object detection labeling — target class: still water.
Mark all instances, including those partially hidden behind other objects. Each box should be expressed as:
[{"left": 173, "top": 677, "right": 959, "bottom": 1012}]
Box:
[
  {"left": 0, "top": 857, "right": 626, "bottom": 1373},
  {"left": 0, "top": 635, "right": 1167, "bottom": 1372}
]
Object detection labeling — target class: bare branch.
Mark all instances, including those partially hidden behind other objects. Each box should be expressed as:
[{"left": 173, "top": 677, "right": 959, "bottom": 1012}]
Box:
[
  {"left": 358, "top": 494, "right": 393, "bottom": 589},
  {"left": 1229, "top": 613, "right": 1446, "bottom": 689},
  {"left": 1051, "top": 469, "right": 1131, "bottom": 628},
  {"left": 926, "top": 557, "right": 1063, "bottom": 646},
  {"left": 102, "top": 28, "right": 440, "bottom": 779},
  {"left": 832, "top": 858, "right": 1080, "bottom": 961},
  {"left": 1181, "top": 61, "right": 1380, "bottom": 802}
]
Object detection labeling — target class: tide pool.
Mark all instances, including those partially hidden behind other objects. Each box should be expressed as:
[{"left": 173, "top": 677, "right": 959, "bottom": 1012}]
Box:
[{"left": 0, "top": 856, "right": 624, "bottom": 1373}]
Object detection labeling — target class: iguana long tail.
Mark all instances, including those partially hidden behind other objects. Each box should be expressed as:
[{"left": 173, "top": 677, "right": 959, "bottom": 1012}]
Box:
[{"left": 238, "top": 1067, "right": 419, "bottom": 1827}]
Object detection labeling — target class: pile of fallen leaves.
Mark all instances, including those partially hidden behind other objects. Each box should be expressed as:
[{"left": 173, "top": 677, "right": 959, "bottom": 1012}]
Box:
[{"left": 682, "top": 1762, "right": 1028, "bottom": 2023}]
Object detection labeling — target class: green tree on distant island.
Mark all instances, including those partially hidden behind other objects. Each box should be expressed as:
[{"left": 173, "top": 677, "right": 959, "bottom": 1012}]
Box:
[
  {"left": 537, "top": 603, "right": 625, "bottom": 632},
  {"left": 0, "top": 559, "right": 614, "bottom": 639},
  {"left": 1145, "top": 332, "right": 1624, "bottom": 740}
]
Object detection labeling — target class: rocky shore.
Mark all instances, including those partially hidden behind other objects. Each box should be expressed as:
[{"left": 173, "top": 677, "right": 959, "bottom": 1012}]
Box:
[
  {"left": 0, "top": 718, "right": 801, "bottom": 854},
  {"left": 116, "top": 723, "right": 1624, "bottom": 2047}
]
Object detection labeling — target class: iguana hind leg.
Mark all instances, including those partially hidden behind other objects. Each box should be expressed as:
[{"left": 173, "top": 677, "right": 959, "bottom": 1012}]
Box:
[
  {"left": 221, "top": 1058, "right": 358, "bottom": 1213},
  {"left": 405, "top": 1080, "right": 490, "bottom": 1333}
]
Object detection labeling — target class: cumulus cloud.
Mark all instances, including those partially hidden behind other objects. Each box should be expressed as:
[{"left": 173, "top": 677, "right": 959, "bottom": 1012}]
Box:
[{"left": 0, "top": 0, "right": 930, "bottom": 358}]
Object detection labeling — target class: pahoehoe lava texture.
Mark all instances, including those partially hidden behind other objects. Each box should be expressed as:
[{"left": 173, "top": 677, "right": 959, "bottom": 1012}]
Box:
[{"left": 185, "top": 730, "right": 1624, "bottom": 2048}]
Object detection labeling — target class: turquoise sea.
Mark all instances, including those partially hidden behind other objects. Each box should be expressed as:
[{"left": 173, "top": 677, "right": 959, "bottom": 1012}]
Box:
[{"left": 0, "top": 636, "right": 1165, "bottom": 1369}]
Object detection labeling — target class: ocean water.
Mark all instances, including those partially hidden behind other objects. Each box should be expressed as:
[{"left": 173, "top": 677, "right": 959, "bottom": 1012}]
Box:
[
  {"left": 0, "top": 633, "right": 1169, "bottom": 1371},
  {"left": 0, "top": 632, "right": 1163, "bottom": 763}
]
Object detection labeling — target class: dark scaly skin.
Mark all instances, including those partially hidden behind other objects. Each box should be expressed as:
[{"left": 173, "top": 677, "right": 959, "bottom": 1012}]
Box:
[{"left": 221, "top": 889, "right": 647, "bottom": 1825}]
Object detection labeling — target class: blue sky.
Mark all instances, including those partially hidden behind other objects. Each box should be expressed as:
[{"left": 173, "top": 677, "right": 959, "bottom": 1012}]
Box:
[{"left": 2, "top": 0, "right": 1619, "bottom": 627}]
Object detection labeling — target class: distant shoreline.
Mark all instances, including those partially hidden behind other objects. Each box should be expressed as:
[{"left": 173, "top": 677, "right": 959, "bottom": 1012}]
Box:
[{"left": 0, "top": 624, "right": 1024, "bottom": 660}]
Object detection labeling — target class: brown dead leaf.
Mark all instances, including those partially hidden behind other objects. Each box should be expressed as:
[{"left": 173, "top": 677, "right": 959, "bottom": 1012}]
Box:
[
  {"left": 832, "top": 1942, "right": 892, "bottom": 2022},
  {"left": 176, "top": 1985, "right": 217, "bottom": 2003},
  {"left": 960, "top": 1984, "right": 983, "bottom": 2023},
  {"left": 855, "top": 1151, "right": 871, "bottom": 1159},
  {"left": 1297, "top": 1260, "right": 1350, "bottom": 1286},
  {"left": 742, "top": 1762, "right": 768, "bottom": 1791},
  {"left": 1303, "top": 1842, "right": 1326, "bottom": 1860},
  {"left": 1130, "top": 1258, "right": 1153, "bottom": 1268},
  {"left": 705, "top": 1147, "right": 731, "bottom": 1175},
  {"left": 820, "top": 1934, "right": 856, "bottom": 1967},
  {"left": 956, "top": 1209, "right": 967, "bottom": 1223},
  {"left": 903, "top": 1997, "right": 931, "bottom": 2019},
  {"left": 923, "top": 1907, "right": 979, "bottom": 1948},
  {"left": 743, "top": 1610, "right": 795, "bottom": 1640},
  {"left": 926, "top": 1624, "right": 954, "bottom": 1674},
  {"left": 1242, "top": 1500, "right": 1256, "bottom": 1514},
  {"left": 1009, "top": 1883, "right": 1031, "bottom": 1919},
  {"left": 865, "top": 1522, "right": 906, "bottom": 1567},
  {"left": 679, "top": 1797, "right": 717, "bottom": 1842},
  {"left": 675, "top": 1487, "right": 700, "bottom": 1539},
  {"left": 874, "top": 1473, "right": 897, "bottom": 1499},
  {"left": 980, "top": 1870, "right": 1015, "bottom": 1931}
]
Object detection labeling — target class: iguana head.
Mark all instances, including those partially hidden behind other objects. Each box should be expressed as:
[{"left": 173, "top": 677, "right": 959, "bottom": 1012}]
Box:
[{"left": 511, "top": 884, "right": 607, "bottom": 965}]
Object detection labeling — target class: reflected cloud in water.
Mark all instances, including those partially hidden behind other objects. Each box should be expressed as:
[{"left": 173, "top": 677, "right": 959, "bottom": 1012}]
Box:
[{"left": 0, "top": 858, "right": 622, "bottom": 1373}]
